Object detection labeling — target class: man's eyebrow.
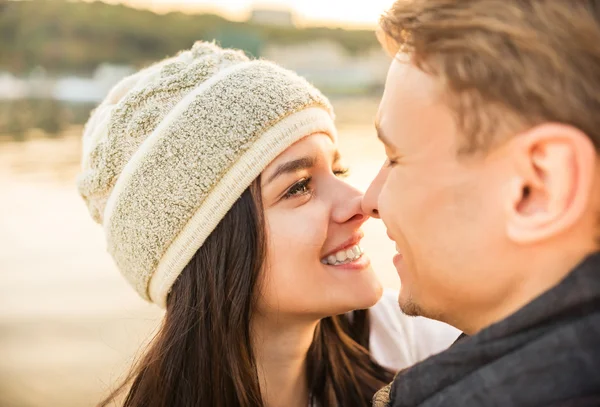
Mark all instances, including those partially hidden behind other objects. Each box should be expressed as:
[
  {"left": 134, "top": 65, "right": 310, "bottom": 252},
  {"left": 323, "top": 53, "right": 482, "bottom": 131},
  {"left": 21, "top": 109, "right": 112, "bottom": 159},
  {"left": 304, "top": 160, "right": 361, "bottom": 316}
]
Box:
[
  {"left": 374, "top": 119, "right": 393, "bottom": 148},
  {"left": 265, "top": 156, "right": 316, "bottom": 185}
]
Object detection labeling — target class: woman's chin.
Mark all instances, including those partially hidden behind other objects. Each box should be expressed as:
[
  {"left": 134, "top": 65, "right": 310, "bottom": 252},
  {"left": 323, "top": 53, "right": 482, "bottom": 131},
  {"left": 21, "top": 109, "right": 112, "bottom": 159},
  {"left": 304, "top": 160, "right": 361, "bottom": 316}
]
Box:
[
  {"left": 334, "top": 269, "right": 384, "bottom": 313},
  {"left": 355, "top": 270, "right": 384, "bottom": 308}
]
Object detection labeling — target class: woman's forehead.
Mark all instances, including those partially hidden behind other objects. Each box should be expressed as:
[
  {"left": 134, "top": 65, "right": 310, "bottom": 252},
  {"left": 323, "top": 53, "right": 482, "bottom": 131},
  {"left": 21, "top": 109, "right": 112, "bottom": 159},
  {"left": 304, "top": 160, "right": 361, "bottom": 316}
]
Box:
[{"left": 264, "top": 133, "right": 339, "bottom": 172}]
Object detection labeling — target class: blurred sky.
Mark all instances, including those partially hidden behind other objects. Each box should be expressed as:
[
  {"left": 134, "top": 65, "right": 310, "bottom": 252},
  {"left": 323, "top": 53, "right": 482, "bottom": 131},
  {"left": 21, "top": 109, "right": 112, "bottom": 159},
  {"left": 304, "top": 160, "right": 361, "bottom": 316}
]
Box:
[{"left": 92, "top": 0, "right": 398, "bottom": 28}]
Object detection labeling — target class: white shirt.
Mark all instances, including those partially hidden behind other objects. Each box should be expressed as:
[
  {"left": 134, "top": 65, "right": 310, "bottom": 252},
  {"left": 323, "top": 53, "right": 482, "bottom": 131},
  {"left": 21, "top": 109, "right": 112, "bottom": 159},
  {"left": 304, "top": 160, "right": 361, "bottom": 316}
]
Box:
[
  {"left": 309, "top": 290, "right": 460, "bottom": 406},
  {"left": 368, "top": 289, "right": 461, "bottom": 371}
]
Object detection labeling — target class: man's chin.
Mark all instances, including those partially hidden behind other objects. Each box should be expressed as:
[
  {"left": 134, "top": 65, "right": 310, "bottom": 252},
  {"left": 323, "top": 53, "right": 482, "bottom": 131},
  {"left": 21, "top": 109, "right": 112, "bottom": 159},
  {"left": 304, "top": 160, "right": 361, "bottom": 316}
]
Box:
[{"left": 398, "top": 291, "right": 425, "bottom": 317}]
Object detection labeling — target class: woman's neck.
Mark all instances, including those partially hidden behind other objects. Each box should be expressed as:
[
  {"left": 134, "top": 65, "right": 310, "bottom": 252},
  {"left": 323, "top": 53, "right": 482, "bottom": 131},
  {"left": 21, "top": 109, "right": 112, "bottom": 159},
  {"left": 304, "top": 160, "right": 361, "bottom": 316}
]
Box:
[{"left": 252, "top": 315, "right": 319, "bottom": 407}]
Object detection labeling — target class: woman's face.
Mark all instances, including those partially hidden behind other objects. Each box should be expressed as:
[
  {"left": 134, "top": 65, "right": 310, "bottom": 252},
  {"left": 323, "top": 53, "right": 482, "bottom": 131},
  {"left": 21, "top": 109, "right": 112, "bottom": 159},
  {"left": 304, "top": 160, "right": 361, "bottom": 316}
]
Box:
[{"left": 258, "top": 133, "right": 383, "bottom": 319}]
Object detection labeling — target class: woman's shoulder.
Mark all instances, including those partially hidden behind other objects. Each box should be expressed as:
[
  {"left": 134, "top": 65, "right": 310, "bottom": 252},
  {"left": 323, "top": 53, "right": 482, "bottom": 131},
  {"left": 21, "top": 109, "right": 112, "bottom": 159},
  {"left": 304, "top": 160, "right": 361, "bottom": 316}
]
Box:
[{"left": 368, "top": 289, "right": 461, "bottom": 371}]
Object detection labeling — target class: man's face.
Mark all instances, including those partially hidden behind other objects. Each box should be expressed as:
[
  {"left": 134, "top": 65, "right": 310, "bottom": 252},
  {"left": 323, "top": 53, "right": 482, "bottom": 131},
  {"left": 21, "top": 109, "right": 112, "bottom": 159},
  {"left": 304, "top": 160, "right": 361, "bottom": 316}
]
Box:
[{"left": 364, "top": 59, "right": 517, "bottom": 324}]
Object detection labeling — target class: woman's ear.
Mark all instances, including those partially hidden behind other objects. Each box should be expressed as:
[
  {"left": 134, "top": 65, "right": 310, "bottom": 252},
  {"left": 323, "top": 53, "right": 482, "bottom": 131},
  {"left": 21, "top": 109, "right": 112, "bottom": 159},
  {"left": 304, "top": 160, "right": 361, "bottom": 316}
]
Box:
[{"left": 505, "top": 123, "right": 596, "bottom": 244}]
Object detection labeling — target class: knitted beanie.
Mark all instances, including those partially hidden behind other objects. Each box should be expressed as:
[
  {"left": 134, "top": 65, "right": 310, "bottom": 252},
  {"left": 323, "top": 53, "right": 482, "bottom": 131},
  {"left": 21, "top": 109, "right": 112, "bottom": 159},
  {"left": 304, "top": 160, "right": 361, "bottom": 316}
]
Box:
[{"left": 77, "top": 42, "right": 337, "bottom": 308}]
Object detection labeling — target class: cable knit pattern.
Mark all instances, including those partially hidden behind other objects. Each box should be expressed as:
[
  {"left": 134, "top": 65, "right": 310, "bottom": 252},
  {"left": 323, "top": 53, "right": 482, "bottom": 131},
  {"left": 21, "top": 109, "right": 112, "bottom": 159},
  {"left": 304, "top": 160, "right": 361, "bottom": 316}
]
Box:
[{"left": 77, "top": 42, "right": 336, "bottom": 307}]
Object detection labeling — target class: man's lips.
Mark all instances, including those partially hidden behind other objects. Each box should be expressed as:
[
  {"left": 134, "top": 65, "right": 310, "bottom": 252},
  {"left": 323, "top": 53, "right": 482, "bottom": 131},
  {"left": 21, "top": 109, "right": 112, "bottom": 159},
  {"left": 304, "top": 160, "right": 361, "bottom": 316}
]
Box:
[{"left": 386, "top": 230, "right": 403, "bottom": 256}]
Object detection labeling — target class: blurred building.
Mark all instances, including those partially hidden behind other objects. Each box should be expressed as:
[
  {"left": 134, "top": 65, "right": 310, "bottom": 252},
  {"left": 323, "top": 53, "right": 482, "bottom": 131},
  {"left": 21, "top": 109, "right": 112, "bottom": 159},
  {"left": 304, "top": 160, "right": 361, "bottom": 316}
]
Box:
[
  {"left": 0, "top": 64, "right": 134, "bottom": 103},
  {"left": 0, "top": 67, "right": 56, "bottom": 100},
  {"left": 0, "top": 72, "right": 28, "bottom": 100},
  {"left": 53, "top": 64, "right": 135, "bottom": 103},
  {"left": 249, "top": 8, "right": 295, "bottom": 27}
]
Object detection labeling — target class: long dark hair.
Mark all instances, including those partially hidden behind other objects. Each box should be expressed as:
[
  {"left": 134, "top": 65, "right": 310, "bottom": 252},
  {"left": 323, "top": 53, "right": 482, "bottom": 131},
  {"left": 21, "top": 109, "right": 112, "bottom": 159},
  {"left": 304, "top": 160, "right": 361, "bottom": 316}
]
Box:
[{"left": 99, "top": 179, "right": 394, "bottom": 407}]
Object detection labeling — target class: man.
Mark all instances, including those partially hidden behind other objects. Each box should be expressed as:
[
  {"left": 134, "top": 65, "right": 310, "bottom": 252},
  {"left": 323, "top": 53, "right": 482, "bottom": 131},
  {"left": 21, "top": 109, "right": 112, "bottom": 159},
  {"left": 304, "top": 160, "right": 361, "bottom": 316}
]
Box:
[{"left": 362, "top": 1, "right": 600, "bottom": 406}]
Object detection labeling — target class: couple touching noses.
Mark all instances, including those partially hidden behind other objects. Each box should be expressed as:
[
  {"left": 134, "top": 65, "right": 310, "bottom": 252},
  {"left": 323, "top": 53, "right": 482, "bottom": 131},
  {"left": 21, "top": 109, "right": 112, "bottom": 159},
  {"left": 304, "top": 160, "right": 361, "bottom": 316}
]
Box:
[
  {"left": 78, "top": 0, "right": 600, "bottom": 406},
  {"left": 79, "top": 40, "right": 457, "bottom": 407}
]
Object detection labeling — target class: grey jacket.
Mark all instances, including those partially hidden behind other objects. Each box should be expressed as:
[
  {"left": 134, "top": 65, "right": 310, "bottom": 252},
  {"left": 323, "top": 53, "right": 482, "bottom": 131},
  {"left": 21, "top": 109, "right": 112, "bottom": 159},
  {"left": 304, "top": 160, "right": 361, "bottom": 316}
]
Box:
[{"left": 374, "top": 253, "right": 600, "bottom": 407}]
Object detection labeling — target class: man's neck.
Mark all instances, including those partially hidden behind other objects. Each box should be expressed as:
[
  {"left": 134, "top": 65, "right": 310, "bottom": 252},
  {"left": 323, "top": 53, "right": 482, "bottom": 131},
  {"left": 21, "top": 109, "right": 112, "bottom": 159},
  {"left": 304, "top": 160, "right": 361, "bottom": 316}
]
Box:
[
  {"left": 252, "top": 315, "right": 319, "bottom": 407},
  {"left": 460, "top": 248, "right": 596, "bottom": 335}
]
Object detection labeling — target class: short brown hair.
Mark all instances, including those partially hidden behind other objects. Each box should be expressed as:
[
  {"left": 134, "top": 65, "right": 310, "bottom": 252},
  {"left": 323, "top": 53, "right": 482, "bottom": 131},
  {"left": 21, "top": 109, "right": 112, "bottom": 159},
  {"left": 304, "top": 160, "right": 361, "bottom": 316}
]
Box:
[{"left": 379, "top": 0, "right": 600, "bottom": 153}]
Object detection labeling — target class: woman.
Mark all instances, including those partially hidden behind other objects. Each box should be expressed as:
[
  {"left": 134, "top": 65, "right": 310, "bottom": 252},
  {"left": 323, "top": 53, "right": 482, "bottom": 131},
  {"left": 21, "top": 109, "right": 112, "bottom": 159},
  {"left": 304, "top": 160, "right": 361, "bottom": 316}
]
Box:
[{"left": 78, "top": 42, "right": 458, "bottom": 407}]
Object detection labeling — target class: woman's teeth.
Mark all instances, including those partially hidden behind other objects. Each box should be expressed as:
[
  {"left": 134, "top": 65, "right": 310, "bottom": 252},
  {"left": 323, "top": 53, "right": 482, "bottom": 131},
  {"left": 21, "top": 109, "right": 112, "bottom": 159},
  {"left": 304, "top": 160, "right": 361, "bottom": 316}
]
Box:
[{"left": 321, "top": 245, "right": 363, "bottom": 265}]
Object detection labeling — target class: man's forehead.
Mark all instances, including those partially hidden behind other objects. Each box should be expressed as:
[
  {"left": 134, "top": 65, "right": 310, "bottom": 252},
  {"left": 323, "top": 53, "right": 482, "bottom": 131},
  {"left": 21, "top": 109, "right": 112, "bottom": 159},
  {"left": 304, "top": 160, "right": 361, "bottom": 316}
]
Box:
[
  {"left": 390, "top": 59, "right": 437, "bottom": 98},
  {"left": 379, "top": 60, "right": 441, "bottom": 123},
  {"left": 378, "top": 59, "right": 458, "bottom": 151}
]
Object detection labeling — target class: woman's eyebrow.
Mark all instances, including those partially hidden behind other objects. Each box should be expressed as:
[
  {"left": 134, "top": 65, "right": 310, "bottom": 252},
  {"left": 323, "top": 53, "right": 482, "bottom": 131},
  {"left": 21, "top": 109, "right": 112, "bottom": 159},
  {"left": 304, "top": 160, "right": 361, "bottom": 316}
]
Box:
[{"left": 265, "top": 156, "right": 316, "bottom": 185}]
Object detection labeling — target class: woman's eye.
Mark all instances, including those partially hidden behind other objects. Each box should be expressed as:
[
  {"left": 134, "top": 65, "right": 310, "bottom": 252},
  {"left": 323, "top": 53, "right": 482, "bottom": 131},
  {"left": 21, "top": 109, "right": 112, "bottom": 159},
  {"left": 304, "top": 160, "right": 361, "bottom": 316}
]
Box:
[
  {"left": 284, "top": 177, "right": 312, "bottom": 199},
  {"left": 333, "top": 167, "right": 350, "bottom": 178}
]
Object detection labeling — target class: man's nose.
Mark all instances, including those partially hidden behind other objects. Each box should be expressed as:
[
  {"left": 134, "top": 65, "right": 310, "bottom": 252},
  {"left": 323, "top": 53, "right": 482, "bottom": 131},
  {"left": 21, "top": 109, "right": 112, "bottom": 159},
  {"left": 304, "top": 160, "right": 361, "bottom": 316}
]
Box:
[{"left": 361, "top": 166, "right": 386, "bottom": 219}]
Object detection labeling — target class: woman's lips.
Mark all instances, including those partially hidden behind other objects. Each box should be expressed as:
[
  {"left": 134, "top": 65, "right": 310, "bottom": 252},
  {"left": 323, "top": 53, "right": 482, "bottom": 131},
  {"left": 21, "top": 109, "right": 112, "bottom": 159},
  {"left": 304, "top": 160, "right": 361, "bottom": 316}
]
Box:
[
  {"left": 323, "top": 252, "right": 371, "bottom": 271},
  {"left": 321, "top": 230, "right": 365, "bottom": 259}
]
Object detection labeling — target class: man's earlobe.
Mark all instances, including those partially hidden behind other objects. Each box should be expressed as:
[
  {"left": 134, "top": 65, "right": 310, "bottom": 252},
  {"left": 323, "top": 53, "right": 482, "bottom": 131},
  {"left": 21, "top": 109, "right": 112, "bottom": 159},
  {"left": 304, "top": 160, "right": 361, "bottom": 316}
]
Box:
[{"left": 506, "top": 124, "right": 596, "bottom": 244}]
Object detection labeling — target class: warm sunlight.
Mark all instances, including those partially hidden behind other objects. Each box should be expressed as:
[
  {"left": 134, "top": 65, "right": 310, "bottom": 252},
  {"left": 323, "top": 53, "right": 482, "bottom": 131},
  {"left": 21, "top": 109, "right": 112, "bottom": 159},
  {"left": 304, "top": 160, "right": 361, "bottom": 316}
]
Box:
[{"left": 103, "top": 0, "right": 398, "bottom": 27}]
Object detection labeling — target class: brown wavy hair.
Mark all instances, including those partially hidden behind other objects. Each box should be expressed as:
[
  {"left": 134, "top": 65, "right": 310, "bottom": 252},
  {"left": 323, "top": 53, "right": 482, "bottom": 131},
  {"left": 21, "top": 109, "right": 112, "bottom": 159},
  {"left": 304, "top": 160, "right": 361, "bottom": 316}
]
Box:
[
  {"left": 99, "top": 179, "right": 394, "bottom": 407},
  {"left": 379, "top": 0, "right": 600, "bottom": 155}
]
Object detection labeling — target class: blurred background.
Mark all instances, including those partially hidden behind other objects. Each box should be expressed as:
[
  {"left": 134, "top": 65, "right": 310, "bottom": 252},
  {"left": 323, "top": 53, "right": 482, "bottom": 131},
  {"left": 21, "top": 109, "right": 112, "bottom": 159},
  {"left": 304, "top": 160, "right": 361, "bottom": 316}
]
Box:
[{"left": 0, "top": 0, "right": 400, "bottom": 405}]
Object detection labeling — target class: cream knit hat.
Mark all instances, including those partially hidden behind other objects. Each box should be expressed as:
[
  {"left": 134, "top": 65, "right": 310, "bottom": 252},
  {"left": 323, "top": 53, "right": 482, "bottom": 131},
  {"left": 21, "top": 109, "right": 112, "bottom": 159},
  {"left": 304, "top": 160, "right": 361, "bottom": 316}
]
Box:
[{"left": 77, "top": 42, "right": 337, "bottom": 308}]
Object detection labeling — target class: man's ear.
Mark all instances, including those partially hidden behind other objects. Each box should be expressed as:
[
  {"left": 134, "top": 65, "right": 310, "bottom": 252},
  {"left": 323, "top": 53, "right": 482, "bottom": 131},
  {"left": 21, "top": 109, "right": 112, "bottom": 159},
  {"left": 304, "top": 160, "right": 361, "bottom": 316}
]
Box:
[{"left": 505, "top": 123, "right": 596, "bottom": 244}]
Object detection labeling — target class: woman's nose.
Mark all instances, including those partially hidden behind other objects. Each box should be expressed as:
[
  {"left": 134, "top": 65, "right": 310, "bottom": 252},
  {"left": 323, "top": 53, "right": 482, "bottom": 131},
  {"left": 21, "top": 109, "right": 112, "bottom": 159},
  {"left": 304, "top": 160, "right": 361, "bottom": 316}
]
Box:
[{"left": 330, "top": 183, "right": 369, "bottom": 225}]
